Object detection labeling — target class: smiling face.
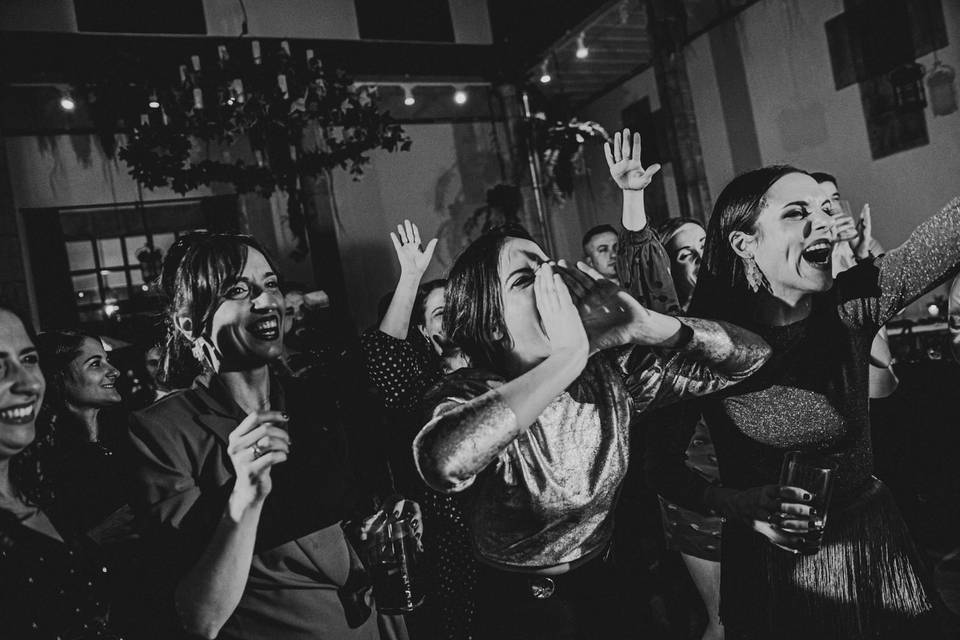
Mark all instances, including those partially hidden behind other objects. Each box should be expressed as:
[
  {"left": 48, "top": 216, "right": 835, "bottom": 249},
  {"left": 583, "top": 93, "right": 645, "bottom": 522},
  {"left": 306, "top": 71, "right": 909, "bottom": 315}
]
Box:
[
  {"left": 0, "top": 310, "right": 45, "bottom": 460},
  {"left": 665, "top": 223, "right": 706, "bottom": 302},
  {"left": 61, "top": 337, "right": 121, "bottom": 408},
  {"left": 818, "top": 179, "right": 842, "bottom": 216},
  {"left": 417, "top": 285, "right": 446, "bottom": 347},
  {"left": 735, "top": 173, "right": 837, "bottom": 299},
  {"left": 209, "top": 248, "right": 284, "bottom": 367},
  {"left": 499, "top": 237, "right": 552, "bottom": 372},
  {"left": 583, "top": 231, "right": 619, "bottom": 280}
]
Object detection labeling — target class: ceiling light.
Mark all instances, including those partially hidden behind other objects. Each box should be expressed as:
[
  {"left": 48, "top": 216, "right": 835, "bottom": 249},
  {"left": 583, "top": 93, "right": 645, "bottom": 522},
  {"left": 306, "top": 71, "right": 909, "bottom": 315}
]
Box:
[
  {"left": 148, "top": 93, "right": 160, "bottom": 109},
  {"left": 576, "top": 33, "right": 589, "bottom": 59},
  {"left": 403, "top": 85, "right": 415, "bottom": 106},
  {"left": 59, "top": 92, "right": 76, "bottom": 111},
  {"left": 539, "top": 61, "right": 552, "bottom": 84},
  {"left": 453, "top": 87, "right": 467, "bottom": 105}
]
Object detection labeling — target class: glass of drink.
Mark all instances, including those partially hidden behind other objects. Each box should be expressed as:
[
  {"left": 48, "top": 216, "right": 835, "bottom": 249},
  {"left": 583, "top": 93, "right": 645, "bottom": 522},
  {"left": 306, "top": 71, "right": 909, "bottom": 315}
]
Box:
[
  {"left": 775, "top": 450, "right": 839, "bottom": 555},
  {"left": 366, "top": 516, "right": 425, "bottom": 614}
]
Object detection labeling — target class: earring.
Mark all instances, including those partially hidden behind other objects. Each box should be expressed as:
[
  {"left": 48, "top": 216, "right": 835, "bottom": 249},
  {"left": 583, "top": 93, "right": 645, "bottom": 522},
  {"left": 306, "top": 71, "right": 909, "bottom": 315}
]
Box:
[
  {"left": 743, "top": 256, "right": 771, "bottom": 293},
  {"left": 191, "top": 335, "right": 222, "bottom": 371}
]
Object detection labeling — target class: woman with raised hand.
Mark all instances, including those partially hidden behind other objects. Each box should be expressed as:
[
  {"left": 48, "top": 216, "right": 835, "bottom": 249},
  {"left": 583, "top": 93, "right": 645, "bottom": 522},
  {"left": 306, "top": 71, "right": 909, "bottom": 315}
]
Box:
[
  {"left": 650, "top": 166, "right": 960, "bottom": 638},
  {"left": 128, "top": 233, "right": 405, "bottom": 640},
  {"left": 360, "top": 219, "right": 475, "bottom": 640},
  {"left": 0, "top": 303, "right": 120, "bottom": 639},
  {"left": 413, "top": 224, "right": 770, "bottom": 639}
]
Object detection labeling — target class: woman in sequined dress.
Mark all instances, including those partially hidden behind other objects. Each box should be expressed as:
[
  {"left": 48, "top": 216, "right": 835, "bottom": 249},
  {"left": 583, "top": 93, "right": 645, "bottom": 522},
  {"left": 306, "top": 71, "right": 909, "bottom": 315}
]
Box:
[
  {"left": 413, "top": 223, "right": 771, "bottom": 640},
  {"left": 0, "top": 303, "right": 119, "bottom": 639},
  {"left": 650, "top": 165, "right": 960, "bottom": 638}
]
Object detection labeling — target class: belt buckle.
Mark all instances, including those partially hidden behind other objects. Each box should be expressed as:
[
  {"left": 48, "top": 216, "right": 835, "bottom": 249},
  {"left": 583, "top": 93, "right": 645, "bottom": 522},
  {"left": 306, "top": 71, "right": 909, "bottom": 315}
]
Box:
[{"left": 529, "top": 576, "right": 556, "bottom": 599}]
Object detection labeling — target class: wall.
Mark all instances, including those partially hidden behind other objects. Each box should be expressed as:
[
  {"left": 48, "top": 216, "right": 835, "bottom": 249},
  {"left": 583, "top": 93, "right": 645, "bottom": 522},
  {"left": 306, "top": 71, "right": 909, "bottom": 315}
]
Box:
[
  {"left": 0, "top": 0, "right": 492, "bottom": 44},
  {"left": 684, "top": 0, "right": 960, "bottom": 312}
]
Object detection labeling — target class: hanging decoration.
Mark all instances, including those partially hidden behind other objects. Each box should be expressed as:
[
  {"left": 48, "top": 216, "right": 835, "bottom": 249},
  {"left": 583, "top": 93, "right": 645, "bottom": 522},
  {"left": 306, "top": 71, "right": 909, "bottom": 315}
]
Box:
[
  {"left": 926, "top": 57, "right": 957, "bottom": 117},
  {"left": 101, "top": 39, "right": 411, "bottom": 254},
  {"left": 533, "top": 115, "right": 608, "bottom": 204}
]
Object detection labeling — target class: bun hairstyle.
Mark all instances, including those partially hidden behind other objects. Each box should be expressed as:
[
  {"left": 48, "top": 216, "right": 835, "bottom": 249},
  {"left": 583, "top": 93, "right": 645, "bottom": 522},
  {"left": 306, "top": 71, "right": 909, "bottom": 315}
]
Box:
[{"left": 157, "top": 233, "right": 279, "bottom": 385}]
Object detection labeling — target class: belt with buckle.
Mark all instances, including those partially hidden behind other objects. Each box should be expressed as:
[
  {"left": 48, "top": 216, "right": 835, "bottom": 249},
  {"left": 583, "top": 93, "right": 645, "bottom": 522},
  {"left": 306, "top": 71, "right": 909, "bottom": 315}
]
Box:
[{"left": 478, "top": 554, "right": 611, "bottom": 602}]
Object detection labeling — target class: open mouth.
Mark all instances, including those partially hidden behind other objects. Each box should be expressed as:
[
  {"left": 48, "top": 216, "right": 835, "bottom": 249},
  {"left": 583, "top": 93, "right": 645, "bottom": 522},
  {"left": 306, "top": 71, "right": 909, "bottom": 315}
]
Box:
[
  {"left": 0, "top": 401, "right": 38, "bottom": 425},
  {"left": 250, "top": 316, "right": 281, "bottom": 341},
  {"left": 801, "top": 240, "right": 832, "bottom": 269}
]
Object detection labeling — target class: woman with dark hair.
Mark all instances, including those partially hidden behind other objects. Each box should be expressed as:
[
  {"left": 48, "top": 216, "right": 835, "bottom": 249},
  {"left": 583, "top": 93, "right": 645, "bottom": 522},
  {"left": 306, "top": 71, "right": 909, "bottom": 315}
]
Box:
[
  {"left": 360, "top": 220, "right": 474, "bottom": 640},
  {"left": 34, "top": 330, "right": 131, "bottom": 540},
  {"left": 657, "top": 217, "right": 706, "bottom": 313},
  {"left": 413, "top": 224, "right": 771, "bottom": 639},
  {"left": 0, "top": 303, "right": 119, "bottom": 638},
  {"left": 128, "top": 233, "right": 405, "bottom": 640},
  {"left": 650, "top": 165, "right": 960, "bottom": 638}
]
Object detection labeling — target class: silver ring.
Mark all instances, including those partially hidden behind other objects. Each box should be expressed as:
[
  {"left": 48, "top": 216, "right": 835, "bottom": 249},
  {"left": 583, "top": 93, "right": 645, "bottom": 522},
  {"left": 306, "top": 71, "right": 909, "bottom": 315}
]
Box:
[{"left": 251, "top": 443, "right": 265, "bottom": 459}]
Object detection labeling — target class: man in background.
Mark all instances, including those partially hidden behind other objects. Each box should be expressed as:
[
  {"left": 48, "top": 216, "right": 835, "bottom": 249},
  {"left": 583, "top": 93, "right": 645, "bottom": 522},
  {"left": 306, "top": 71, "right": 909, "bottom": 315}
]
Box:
[{"left": 582, "top": 224, "right": 620, "bottom": 285}]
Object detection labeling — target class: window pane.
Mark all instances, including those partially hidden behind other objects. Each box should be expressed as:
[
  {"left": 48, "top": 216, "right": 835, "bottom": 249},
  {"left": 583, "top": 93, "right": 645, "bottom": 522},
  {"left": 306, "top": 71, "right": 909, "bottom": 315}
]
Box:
[
  {"left": 98, "top": 238, "right": 124, "bottom": 268},
  {"left": 72, "top": 274, "right": 101, "bottom": 304},
  {"left": 66, "top": 240, "right": 96, "bottom": 271},
  {"left": 103, "top": 271, "right": 130, "bottom": 301},
  {"left": 125, "top": 235, "right": 148, "bottom": 262},
  {"left": 129, "top": 269, "right": 144, "bottom": 286}
]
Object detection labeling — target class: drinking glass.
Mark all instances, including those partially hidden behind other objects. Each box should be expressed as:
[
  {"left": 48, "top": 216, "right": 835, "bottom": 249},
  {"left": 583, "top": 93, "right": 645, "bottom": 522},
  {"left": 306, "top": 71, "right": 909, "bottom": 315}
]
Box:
[
  {"left": 775, "top": 450, "right": 839, "bottom": 555},
  {"left": 366, "top": 516, "right": 425, "bottom": 613}
]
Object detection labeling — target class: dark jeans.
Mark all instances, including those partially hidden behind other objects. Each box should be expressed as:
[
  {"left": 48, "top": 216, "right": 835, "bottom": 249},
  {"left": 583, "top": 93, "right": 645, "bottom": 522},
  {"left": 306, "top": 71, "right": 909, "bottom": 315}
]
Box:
[{"left": 473, "top": 555, "right": 648, "bottom": 640}]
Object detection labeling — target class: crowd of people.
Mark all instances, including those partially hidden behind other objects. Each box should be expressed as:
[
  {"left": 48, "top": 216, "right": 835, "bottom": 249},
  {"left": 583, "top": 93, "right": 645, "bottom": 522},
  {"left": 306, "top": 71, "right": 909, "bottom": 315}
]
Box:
[{"left": 1, "top": 128, "right": 959, "bottom": 640}]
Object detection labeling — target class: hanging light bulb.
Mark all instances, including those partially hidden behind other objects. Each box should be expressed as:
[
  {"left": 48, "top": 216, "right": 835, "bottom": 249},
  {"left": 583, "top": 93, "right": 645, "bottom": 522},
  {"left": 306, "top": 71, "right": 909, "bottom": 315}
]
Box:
[
  {"left": 575, "top": 32, "right": 589, "bottom": 59},
  {"left": 453, "top": 86, "right": 468, "bottom": 105},
  {"left": 59, "top": 91, "right": 76, "bottom": 112},
  {"left": 403, "top": 85, "right": 416, "bottom": 106},
  {"left": 148, "top": 92, "right": 160, "bottom": 109},
  {"left": 539, "top": 60, "right": 552, "bottom": 84}
]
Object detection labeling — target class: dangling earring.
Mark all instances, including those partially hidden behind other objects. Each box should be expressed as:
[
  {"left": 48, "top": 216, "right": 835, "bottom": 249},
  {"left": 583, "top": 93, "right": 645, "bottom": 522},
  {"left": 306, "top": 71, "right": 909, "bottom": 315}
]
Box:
[
  {"left": 743, "top": 256, "right": 771, "bottom": 293},
  {"left": 191, "top": 335, "right": 222, "bottom": 372}
]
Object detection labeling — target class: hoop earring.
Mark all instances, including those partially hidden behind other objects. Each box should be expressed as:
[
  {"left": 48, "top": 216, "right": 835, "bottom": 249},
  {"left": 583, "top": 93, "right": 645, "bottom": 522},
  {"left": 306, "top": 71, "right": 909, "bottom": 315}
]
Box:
[
  {"left": 191, "top": 335, "right": 222, "bottom": 372},
  {"left": 743, "top": 256, "right": 771, "bottom": 294}
]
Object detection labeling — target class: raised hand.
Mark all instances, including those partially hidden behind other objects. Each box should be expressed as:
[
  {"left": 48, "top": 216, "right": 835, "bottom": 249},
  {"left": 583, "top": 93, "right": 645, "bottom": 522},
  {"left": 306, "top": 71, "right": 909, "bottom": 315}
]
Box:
[
  {"left": 604, "top": 128, "right": 661, "bottom": 192},
  {"left": 555, "top": 260, "right": 681, "bottom": 353},
  {"left": 850, "top": 204, "right": 873, "bottom": 259},
  {"left": 534, "top": 262, "right": 589, "bottom": 357},
  {"left": 390, "top": 219, "right": 438, "bottom": 277},
  {"left": 227, "top": 410, "right": 290, "bottom": 518}
]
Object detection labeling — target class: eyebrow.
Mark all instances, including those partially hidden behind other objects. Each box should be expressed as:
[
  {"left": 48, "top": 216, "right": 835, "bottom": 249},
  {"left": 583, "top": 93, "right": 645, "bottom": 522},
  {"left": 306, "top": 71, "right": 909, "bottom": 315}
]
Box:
[
  {"left": 83, "top": 355, "right": 102, "bottom": 366},
  {"left": 0, "top": 346, "right": 37, "bottom": 358},
  {"left": 507, "top": 265, "right": 535, "bottom": 281}
]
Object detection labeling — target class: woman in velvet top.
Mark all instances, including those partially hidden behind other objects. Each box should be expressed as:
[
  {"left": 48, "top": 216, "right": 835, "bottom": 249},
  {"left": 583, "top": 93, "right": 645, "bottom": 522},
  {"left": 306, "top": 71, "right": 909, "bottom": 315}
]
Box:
[
  {"left": 128, "top": 234, "right": 401, "bottom": 640},
  {"left": 413, "top": 223, "right": 770, "bottom": 639},
  {"left": 651, "top": 165, "right": 960, "bottom": 638}
]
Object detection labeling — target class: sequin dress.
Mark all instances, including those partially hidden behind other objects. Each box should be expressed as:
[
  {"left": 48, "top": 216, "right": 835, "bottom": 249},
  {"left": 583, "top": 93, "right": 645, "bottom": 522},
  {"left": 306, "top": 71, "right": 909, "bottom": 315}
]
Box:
[{"left": 651, "top": 198, "right": 960, "bottom": 638}]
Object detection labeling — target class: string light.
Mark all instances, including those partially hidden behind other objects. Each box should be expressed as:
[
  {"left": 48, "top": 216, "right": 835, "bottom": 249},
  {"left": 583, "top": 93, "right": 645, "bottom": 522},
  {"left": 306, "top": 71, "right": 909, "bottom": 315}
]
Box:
[
  {"left": 539, "top": 61, "right": 552, "bottom": 84},
  {"left": 575, "top": 32, "right": 589, "bottom": 59},
  {"left": 453, "top": 86, "right": 467, "bottom": 105},
  {"left": 403, "top": 85, "right": 415, "bottom": 106}
]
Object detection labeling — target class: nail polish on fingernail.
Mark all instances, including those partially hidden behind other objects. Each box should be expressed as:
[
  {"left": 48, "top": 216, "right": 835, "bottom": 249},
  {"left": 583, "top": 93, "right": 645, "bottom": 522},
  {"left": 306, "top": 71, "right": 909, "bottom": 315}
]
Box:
[
  {"left": 281, "top": 412, "right": 289, "bottom": 420},
  {"left": 802, "top": 492, "right": 812, "bottom": 501}
]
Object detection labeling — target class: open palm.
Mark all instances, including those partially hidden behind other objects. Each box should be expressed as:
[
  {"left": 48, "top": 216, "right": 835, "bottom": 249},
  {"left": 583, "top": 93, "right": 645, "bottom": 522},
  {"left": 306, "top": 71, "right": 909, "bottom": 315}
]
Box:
[
  {"left": 604, "top": 129, "right": 661, "bottom": 191},
  {"left": 391, "top": 219, "right": 437, "bottom": 276}
]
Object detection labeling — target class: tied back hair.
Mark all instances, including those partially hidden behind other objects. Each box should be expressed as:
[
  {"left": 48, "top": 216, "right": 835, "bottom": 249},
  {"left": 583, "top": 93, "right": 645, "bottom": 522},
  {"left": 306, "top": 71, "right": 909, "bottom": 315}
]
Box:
[
  {"left": 443, "top": 224, "right": 533, "bottom": 372},
  {"left": 35, "top": 330, "right": 96, "bottom": 412},
  {"left": 688, "top": 165, "right": 809, "bottom": 324},
  {"left": 157, "top": 232, "right": 280, "bottom": 386}
]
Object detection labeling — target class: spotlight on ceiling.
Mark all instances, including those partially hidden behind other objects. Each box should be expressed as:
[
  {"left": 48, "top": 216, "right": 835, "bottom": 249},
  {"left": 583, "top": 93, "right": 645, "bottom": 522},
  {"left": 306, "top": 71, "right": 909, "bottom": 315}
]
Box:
[
  {"left": 575, "top": 33, "right": 589, "bottom": 59},
  {"left": 59, "top": 92, "right": 76, "bottom": 112},
  {"left": 539, "top": 61, "right": 552, "bottom": 84},
  {"left": 453, "top": 87, "right": 467, "bottom": 105},
  {"left": 148, "top": 93, "right": 160, "bottom": 109},
  {"left": 403, "top": 85, "right": 416, "bottom": 106}
]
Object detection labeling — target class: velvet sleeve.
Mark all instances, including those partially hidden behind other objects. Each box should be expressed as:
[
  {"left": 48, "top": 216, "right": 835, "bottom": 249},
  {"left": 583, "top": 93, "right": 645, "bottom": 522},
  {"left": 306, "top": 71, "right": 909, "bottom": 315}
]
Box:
[{"left": 617, "top": 226, "right": 682, "bottom": 315}]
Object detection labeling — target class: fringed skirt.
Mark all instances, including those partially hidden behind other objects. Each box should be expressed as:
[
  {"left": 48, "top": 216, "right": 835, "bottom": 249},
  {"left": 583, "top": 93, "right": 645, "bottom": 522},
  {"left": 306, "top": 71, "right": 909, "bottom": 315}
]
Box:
[{"left": 720, "top": 477, "right": 939, "bottom": 639}]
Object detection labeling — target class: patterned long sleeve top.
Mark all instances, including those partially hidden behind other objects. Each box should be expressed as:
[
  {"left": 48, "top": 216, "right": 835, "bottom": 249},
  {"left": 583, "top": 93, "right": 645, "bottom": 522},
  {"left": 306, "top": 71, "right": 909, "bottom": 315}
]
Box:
[
  {"left": 360, "top": 329, "right": 441, "bottom": 413},
  {"left": 414, "top": 318, "right": 770, "bottom": 569},
  {"left": 617, "top": 226, "right": 682, "bottom": 315}
]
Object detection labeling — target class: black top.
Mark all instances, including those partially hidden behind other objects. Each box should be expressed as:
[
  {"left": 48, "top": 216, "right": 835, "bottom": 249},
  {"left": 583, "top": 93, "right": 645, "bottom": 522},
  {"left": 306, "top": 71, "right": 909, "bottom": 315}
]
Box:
[{"left": 0, "top": 509, "right": 119, "bottom": 639}]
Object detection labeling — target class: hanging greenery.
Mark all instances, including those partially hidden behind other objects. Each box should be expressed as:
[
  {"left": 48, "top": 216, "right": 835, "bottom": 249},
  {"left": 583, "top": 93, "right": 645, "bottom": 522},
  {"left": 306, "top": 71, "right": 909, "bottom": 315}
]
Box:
[
  {"left": 534, "top": 115, "right": 608, "bottom": 204},
  {"left": 105, "top": 40, "right": 411, "bottom": 253}
]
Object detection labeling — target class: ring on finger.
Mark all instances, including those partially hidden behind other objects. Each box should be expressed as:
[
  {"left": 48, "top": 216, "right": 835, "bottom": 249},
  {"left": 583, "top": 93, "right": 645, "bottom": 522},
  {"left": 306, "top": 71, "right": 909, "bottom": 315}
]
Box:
[{"left": 251, "top": 443, "right": 265, "bottom": 459}]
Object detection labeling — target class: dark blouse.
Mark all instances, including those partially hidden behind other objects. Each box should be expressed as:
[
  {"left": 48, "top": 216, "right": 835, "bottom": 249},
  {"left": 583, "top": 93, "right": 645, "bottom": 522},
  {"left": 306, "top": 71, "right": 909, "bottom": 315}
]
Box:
[
  {"left": 128, "top": 372, "right": 382, "bottom": 640},
  {"left": 0, "top": 510, "right": 118, "bottom": 639}
]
